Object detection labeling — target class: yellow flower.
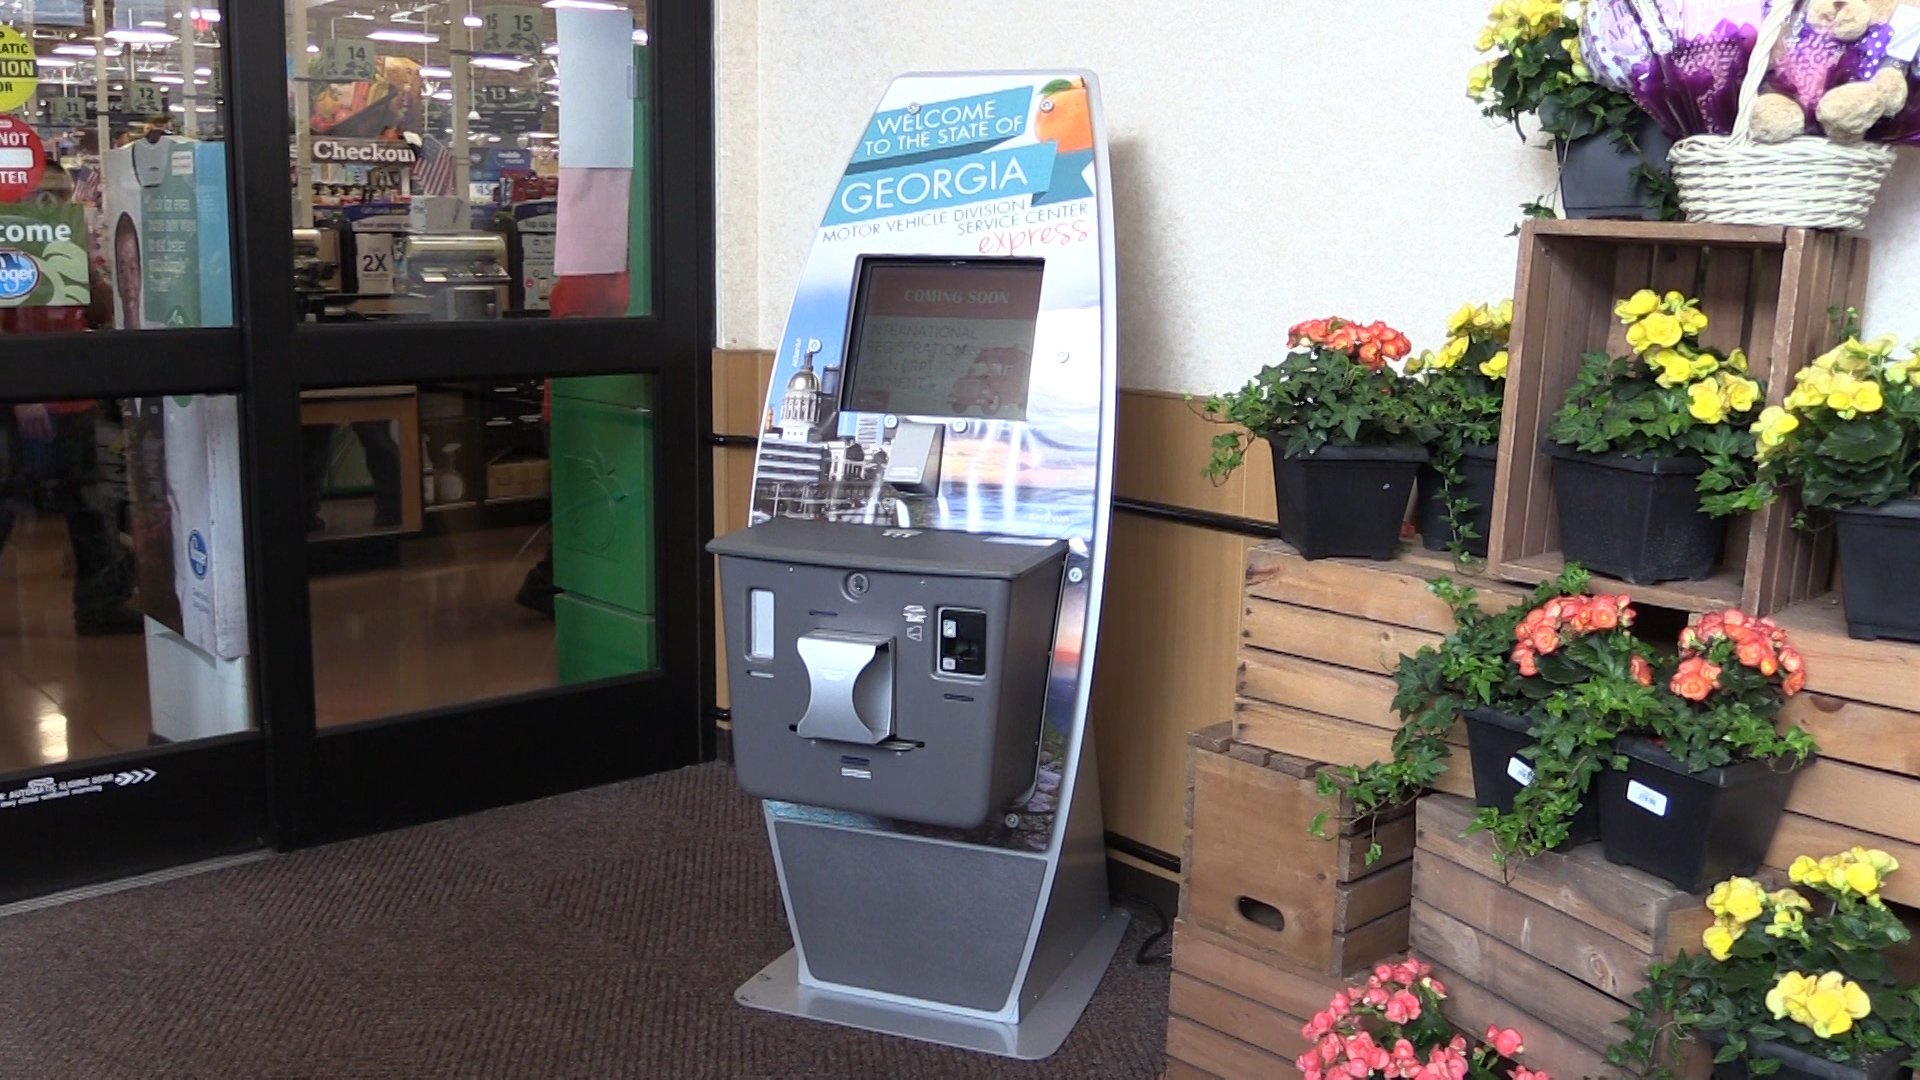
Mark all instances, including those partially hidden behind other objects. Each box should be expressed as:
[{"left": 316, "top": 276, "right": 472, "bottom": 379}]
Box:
[
  {"left": 1690, "top": 353, "right": 1721, "bottom": 380},
  {"left": 1651, "top": 348, "right": 1694, "bottom": 388},
  {"left": 1789, "top": 855, "right": 1823, "bottom": 885},
  {"left": 1854, "top": 381, "right": 1885, "bottom": 414},
  {"left": 1616, "top": 289, "right": 1660, "bottom": 322},
  {"left": 1845, "top": 861, "right": 1882, "bottom": 898},
  {"left": 1476, "top": 25, "right": 1497, "bottom": 51},
  {"left": 1827, "top": 375, "right": 1866, "bottom": 416},
  {"left": 1628, "top": 312, "right": 1684, "bottom": 354},
  {"left": 1766, "top": 906, "right": 1806, "bottom": 940},
  {"left": 1754, "top": 406, "right": 1801, "bottom": 450},
  {"left": 1468, "top": 63, "right": 1493, "bottom": 96},
  {"left": 1480, "top": 350, "right": 1510, "bottom": 380},
  {"left": 1855, "top": 848, "right": 1900, "bottom": 874},
  {"left": 1702, "top": 922, "right": 1738, "bottom": 960},
  {"left": 1689, "top": 380, "right": 1729, "bottom": 424},
  {"left": 1676, "top": 304, "right": 1709, "bottom": 338},
  {"left": 1884, "top": 359, "right": 1913, "bottom": 385},
  {"left": 1435, "top": 335, "right": 1470, "bottom": 370},
  {"left": 1725, "top": 348, "right": 1749, "bottom": 374},
  {"left": 1802, "top": 973, "right": 1873, "bottom": 1039},
  {"left": 1496, "top": 298, "right": 1514, "bottom": 327},
  {"left": 1768, "top": 971, "right": 1814, "bottom": 1022},
  {"left": 1772, "top": 888, "right": 1813, "bottom": 912},
  {"left": 1706, "top": 877, "right": 1768, "bottom": 925},
  {"left": 1722, "top": 375, "right": 1761, "bottom": 414},
  {"left": 1406, "top": 352, "right": 1429, "bottom": 375},
  {"left": 1448, "top": 303, "right": 1477, "bottom": 335}
]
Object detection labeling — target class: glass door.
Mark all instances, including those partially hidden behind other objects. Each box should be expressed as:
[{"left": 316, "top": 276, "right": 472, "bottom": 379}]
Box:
[
  {"left": 245, "top": 0, "right": 712, "bottom": 845},
  {"left": 0, "top": 0, "right": 712, "bottom": 902}
]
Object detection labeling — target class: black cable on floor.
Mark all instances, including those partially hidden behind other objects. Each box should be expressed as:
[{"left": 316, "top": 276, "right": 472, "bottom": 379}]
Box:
[{"left": 1112, "top": 892, "right": 1171, "bottom": 965}]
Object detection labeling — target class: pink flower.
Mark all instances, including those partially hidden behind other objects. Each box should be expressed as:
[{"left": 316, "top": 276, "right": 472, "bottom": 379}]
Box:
[
  {"left": 1318, "top": 1033, "right": 1344, "bottom": 1065},
  {"left": 1426, "top": 1046, "right": 1469, "bottom": 1080},
  {"left": 1511, "top": 1068, "right": 1552, "bottom": 1080},
  {"left": 1362, "top": 986, "right": 1390, "bottom": 1008},
  {"left": 1327, "top": 992, "right": 1353, "bottom": 1020},
  {"left": 1424, "top": 977, "right": 1447, "bottom": 998},
  {"left": 1486, "top": 1026, "right": 1526, "bottom": 1058},
  {"left": 1297, "top": 1051, "right": 1323, "bottom": 1079},
  {"left": 1374, "top": 963, "right": 1398, "bottom": 984},
  {"left": 1384, "top": 989, "right": 1422, "bottom": 1025},
  {"left": 1303, "top": 1011, "right": 1332, "bottom": 1040}
]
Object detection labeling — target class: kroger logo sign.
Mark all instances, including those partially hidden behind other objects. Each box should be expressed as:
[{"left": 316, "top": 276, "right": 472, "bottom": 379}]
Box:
[
  {"left": 187, "top": 530, "right": 209, "bottom": 580},
  {"left": 0, "top": 250, "right": 37, "bottom": 301}
]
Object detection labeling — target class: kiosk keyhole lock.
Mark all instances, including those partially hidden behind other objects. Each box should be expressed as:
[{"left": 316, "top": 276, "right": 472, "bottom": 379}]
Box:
[
  {"left": 937, "top": 608, "right": 988, "bottom": 677},
  {"left": 795, "top": 631, "right": 896, "bottom": 746}
]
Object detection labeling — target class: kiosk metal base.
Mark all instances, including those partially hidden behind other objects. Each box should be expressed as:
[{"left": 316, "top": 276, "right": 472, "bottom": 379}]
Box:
[{"left": 734, "top": 911, "right": 1129, "bottom": 1061}]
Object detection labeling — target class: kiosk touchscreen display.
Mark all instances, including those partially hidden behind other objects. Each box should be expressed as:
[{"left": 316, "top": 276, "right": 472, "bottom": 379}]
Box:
[{"left": 842, "top": 258, "right": 1044, "bottom": 422}]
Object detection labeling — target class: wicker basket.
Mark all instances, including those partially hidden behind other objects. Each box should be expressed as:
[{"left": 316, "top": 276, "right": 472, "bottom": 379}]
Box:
[{"left": 1668, "top": 0, "right": 1896, "bottom": 230}]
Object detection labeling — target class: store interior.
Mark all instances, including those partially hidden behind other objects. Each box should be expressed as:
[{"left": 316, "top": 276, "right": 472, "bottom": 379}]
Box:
[{"left": 0, "top": 0, "right": 656, "bottom": 772}]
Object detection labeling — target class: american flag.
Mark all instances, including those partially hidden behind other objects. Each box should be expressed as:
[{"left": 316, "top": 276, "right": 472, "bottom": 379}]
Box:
[{"left": 412, "top": 134, "right": 455, "bottom": 197}]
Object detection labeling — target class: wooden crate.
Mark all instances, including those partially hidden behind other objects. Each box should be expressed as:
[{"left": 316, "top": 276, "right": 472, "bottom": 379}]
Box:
[
  {"left": 1489, "top": 220, "right": 1869, "bottom": 616},
  {"left": 1166, "top": 918, "right": 1352, "bottom": 1079},
  {"left": 1184, "top": 724, "right": 1413, "bottom": 977},
  {"left": 1413, "top": 793, "right": 1715, "bottom": 1079},
  {"left": 1235, "top": 542, "right": 1524, "bottom": 792}
]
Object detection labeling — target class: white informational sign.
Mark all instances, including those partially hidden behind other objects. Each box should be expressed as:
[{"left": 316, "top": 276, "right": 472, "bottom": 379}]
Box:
[{"left": 355, "top": 231, "right": 395, "bottom": 296}]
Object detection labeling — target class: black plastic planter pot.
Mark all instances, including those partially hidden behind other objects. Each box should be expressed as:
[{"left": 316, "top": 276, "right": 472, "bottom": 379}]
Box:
[
  {"left": 1557, "top": 117, "right": 1675, "bottom": 221},
  {"left": 1702, "top": 1031, "right": 1909, "bottom": 1080},
  {"left": 1597, "top": 736, "right": 1803, "bottom": 893},
  {"left": 1548, "top": 446, "right": 1727, "bottom": 585},
  {"left": 1268, "top": 441, "right": 1427, "bottom": 561},
  {"left": 1416, "top": 443, "right": 1498, "bottom": 557},
  {"left": 1833, "top": 500, "right": 1920, "bottom": 644},
  {"left": 1462, "top": 706, "right": 1600, "bottom": 848}
]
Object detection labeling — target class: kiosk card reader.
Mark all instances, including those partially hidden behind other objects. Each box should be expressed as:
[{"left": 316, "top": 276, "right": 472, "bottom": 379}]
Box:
[
  {"left": 711, "top": 70, "right": 1120, "bottom": 1060},
  {"left": 712, "top": 518, "right": 1067, "bottom": 829}
]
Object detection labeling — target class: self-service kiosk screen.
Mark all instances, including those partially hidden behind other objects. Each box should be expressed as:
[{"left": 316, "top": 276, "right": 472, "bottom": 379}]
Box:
[{"left": 842, "top": 258, "right": 1045, "bottom": 422}]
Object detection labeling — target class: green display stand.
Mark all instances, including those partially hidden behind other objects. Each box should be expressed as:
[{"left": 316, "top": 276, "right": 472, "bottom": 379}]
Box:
[
  {"left": 555, "top": 593, "right": 656, "bottom": 683},
  {"left": 550, "top": 376, "right": 654, "bottom": 615}
]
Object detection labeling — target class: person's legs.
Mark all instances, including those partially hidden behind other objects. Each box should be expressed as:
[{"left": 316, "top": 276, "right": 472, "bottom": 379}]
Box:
[
  {"left": 351, "top": 420, "right": 402, "bottom": 528},
  {"left": 302, "top": 423, "right": 337, "bottom": 531},
  {"left": 52, "top": 409, "right": 138, "bottom": 635}
]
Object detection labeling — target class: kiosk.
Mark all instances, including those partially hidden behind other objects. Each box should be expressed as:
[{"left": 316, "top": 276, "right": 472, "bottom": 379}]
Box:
[{"left": 709, "top": 70, "right": 1122, "bottom": 1059}]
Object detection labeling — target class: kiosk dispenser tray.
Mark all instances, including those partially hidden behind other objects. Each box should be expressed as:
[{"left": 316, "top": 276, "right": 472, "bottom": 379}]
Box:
[{"left": 710, "top": 518, "right": 1068, "bottom": 830}]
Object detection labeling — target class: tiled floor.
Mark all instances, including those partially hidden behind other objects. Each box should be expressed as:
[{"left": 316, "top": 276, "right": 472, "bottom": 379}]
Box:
[{"left": 0, "top": 514, "right": 559, "bottom": 775}]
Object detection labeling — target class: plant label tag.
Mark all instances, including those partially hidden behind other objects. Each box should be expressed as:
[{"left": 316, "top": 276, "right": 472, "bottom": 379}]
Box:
[
  {"left": 1627, "top": 780, "right": 1669, "bottom": 817},
  {"left": 1506, "top": 757, "right": 1535, "bottom": 787}
]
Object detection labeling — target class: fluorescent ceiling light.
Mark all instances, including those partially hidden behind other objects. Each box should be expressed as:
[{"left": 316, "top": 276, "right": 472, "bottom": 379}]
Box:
[
  {"left": 470, "top": 56, "right": 530, "bottom": 71},
  {"left": 525, "top": 132, "right": 557, "bottom": 139},
  {"left": 541, "top": 42, "right": 558, "bottom": 55},
  {"left": 149, "top": 74, "right": 185, "bottom": 84},
  {"left": 544, "top": 0, "right": 621, "bottom": 9},
  {"left": 138, "top": 19, "right": 168, "bottom": 28},
  {"left": 108, "top": 29, "right": 180, "bottom": 43},
  {"left": 430, "top": 89, "right": 451, "bottom": 100},
  {"left": 196, "top": 106, "right": 215, "bottom": 112},
  {"left": 35, "top": 57, "right": 80, "bottom": 67},
  {"left": 632, "top": 29, "right": 647, "bottom": 44},
  {"left": 463, "top": 14, "right": 482, "bottom": 26},
  {"left": 367, "top": 29, "right": 439, "bottom": 43},
  {"left": 420, "top": 65, "right": 452, "bottom": 78},
  {"left": 306, "top": 42, "right": 320, "bottom": 52},
  {"left": 52, "top": 43, "right": 101, "bottom": 55},
  {"left": 194, "top": 66, "right": 211, "bottom": 75},
  {"left": 342, "top": 12, "right": 375, "bottom": 20}
]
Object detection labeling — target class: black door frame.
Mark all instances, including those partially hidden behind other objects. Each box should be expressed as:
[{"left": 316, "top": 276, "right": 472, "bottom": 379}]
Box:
[{"left": 0, "top": 0, "right": 715, "bottom": 901}]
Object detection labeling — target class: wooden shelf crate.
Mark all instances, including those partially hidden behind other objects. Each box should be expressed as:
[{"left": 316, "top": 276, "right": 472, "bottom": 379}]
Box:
[
  {"left": 1412, "top": 793, "right": 1714, "bottom": 1079},
  {"left": 1235, "top": 542, "right": 1524, "bottom": 788},
  {"left": 1184, "top": 724, "right": 1413, "bottom": 978},
  {"left": 1166, "top": 918, "right": 1353, "bottom": 1080},
  {"left": 1489, "top": 220, "right": 1869, "bottom": 616}
]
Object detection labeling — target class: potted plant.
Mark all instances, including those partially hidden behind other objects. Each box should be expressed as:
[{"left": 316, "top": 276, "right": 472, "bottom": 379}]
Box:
[
  {"left": 1312, "top": 567, "right": 1593, "bottom": 865},
  {"left": 1613, "top": 851, "right": 1920, "bottom": 1080},
  {"left": 1731, "top": 335, "right": 1920, "bottom": 643},
  {"left": 1297, "top": 956, "right": 1555, "bottom": 1080},
  {"left": 1469, "top": 585, "right": 1663, "bottom": 865},
  {"left": 1545, "top": 289, "right": 1762, "bottom": 585},
  {"left": 1597, "top": 608, "right": 1818, "bottom": 892},
  {"left": 1407, "top": 300, "right": 1512, "bottom": 562},
  {"left": 1202, "top": 317, "right": 1424, "bottom": 560},
  {"left": 1468, "top": 0, "right": 1676, "bottom": 220}
]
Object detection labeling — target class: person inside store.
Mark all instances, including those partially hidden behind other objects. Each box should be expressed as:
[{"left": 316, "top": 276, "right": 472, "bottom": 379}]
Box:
[
  {"left": 303, "top": 421, "right": 403, "bottom": 533},
  {"left": 0, "top": 157, "right": 141, "bottom": 635}
]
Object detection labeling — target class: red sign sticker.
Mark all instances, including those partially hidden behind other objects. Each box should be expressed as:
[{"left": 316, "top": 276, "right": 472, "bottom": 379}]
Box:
[{"left": 0, "top": 115, "right": 45, "bottom": 202}]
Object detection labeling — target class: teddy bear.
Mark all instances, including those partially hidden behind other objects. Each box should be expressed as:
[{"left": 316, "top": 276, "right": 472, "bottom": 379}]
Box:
[{"left": 1750, "top": 0, "right": 1920, "bottom": 144}]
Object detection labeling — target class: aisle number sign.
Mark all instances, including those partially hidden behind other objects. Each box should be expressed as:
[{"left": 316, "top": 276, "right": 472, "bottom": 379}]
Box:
[
  {"left": 316, "top": 38, "right": 377, "bottom": 82},
  {"left": 478, "top": 6, "right": 543, "bottom": 55},
  {"left": 49, "top": 96, "right": 87, "bottom": 127},
  {"left": 0, "top": 25, "right": 38, "bottom": 113},
  {"left": 125, "top": 82, "right": 165, "bottom": 118}
]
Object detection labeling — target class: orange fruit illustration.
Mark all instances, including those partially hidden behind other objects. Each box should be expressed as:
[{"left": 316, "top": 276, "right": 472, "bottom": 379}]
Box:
[{"left": 1034, "top": 77, "right": 1093, "bottom": 154}]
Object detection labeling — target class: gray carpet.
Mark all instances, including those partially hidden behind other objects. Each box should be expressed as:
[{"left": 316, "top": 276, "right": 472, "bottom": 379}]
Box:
[{"left": 0, "top": 763, "right": 1170, "bottom": 1078}]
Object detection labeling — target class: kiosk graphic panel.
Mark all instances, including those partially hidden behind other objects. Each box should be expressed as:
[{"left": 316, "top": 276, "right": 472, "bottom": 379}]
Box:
[{"left": 717, "top": 70, "right": 1118, "bottom": 1059}]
